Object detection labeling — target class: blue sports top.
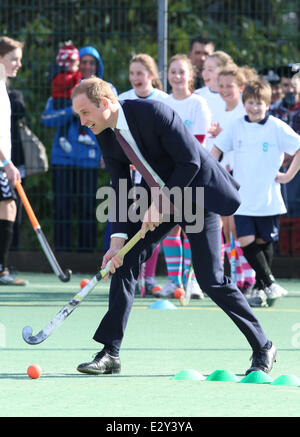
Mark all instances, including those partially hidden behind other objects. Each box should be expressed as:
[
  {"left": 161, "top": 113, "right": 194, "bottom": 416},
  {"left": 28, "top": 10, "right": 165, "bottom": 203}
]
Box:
[{"left": 41, "top": 45, "right": 117, "bottom": 168}]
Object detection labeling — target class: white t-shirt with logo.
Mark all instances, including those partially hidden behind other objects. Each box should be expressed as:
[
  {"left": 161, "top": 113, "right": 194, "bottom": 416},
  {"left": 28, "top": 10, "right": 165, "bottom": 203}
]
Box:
[
  {"left": 214, "top": 100, "right": 246, "bottom": 169},
  {"left": 214, "top": 115, "right": 300, "bottom": 216},
  {"left": 163, "top": 93, "right": 211, "bottom": 137}
]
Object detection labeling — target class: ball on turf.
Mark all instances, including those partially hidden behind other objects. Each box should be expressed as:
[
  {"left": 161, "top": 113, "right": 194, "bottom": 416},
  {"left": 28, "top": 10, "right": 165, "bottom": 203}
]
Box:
[
  {"left": 27, "top": 364, "right": 42, "bottom": 379},
  {"left": 80, "top": 278, "right": 89, "bottom": 288},
  {"left": 174, "top": 287, "right": 185, "bottom": 299}
]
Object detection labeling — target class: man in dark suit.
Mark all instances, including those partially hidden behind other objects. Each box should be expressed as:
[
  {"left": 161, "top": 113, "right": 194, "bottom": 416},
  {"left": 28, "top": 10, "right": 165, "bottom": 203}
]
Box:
[{"left": 71, "top": 77, "right": 277, "bottom": 376}]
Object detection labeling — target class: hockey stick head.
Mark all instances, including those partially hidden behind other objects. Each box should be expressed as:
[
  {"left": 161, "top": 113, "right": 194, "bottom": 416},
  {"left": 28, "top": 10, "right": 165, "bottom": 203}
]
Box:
[
  {"left": 22, "top": 326, "right": 47, "bottom": 345},
  {"left": 58, "top": 269, "right": 72, "bottom": 283}
]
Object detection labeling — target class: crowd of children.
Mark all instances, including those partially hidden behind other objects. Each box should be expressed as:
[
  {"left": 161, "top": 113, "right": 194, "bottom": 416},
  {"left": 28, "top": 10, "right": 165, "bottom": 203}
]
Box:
[{"left": 125, "top": 46, "right": 300, "bottom": 309}]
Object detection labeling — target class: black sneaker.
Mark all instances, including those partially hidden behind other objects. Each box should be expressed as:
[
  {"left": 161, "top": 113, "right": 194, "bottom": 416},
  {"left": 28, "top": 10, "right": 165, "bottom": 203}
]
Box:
[
  {"left": 77, "top": 351, "right": 121, "bottom": 375},
  {"left": 245, "top": 342, "right": 277, "bottom": 375}
]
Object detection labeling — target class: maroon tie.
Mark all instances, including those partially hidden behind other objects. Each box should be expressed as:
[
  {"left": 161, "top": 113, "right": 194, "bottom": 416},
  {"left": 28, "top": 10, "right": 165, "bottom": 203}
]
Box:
[{"left": 114, "top": 128, "right": 174, "bottom": 213}]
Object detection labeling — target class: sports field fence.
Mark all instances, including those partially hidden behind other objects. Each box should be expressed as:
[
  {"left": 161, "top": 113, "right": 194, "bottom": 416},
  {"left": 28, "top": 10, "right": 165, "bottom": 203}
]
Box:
[{"left": 1, "top": 0, "right": 300, "bottom": 260}]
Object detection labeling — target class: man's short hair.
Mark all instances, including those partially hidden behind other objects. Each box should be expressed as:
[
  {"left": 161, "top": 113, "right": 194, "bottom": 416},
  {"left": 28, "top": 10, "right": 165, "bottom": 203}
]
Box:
[
  {"left": 242, "top": 79, "right": 272, "bottom": 106},
  {"left": 71, "top": 77, "right": 118, "bottom": 106}
]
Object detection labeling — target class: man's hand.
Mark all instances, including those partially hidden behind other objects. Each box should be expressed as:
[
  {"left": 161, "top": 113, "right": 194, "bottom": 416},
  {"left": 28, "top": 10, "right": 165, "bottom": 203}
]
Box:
[
  {"left": 141, "top": 202, "right": 163, "bottom": 238},
  {"left": 208, "top": 122, "right": 222, "bottom": 138},
  {"left": 4, "top": 162, "right": 21, "bottom": 186},
  {"left": 101, "top": 237, "right": 126, "bottom": 275}
]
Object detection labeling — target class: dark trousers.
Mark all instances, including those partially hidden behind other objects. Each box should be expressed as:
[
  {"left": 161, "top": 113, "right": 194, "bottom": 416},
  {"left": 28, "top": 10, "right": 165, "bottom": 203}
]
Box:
[
  {"left": 52, "top": 165, "right": 98, "bottom": 252},
  {"left": 93, "top": 211, "right": 269, "bottom": 352}
]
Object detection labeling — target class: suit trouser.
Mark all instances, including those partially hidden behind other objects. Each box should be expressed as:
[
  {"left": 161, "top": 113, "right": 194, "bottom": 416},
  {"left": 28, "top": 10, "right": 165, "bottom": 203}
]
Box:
[{"left": 93, "top": 210, "right": 269, "bottom": 352}]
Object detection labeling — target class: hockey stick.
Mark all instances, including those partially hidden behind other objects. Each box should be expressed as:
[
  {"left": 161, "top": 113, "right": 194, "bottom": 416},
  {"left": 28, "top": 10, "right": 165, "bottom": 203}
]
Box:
[
  {"left": 22, "top": 227, "right": 149, "bottom": 345},
  {"left": 15, "top": 182, "right": 72, "bottom": 283},
  {"left": 179, "top": 262, "right": 194, "bottom": 306}
]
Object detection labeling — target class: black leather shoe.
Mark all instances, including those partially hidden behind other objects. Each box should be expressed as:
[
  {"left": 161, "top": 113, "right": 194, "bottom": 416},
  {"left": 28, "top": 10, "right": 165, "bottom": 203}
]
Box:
[
  {"left": 77, "top": 351, "right": 121, "bottom": 375},
  {"left": 245, "top": 342, "right": 277, "bottom": 375}
]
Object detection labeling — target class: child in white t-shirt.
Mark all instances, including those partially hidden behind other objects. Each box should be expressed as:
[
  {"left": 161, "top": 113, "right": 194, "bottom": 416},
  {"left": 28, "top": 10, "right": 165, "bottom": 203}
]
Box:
[
  {"left": 211, "top": 79, "right": 300, "bottom": 307},
  {"left": 118, "top": 53, "right": 169, "bottom": 103},
  {"left": 158, "top": 54, "right": 211, "bottom": 299},
  {"left": 164, "top": 55, "right": 211, "bottom": 145},
  {"left": 0, "top": 36, "right": 27, "bottom": 286},
  {"left": 118, "top": 53, "right": 169, "bottom": 296},
  {"left": 210, "top": 63, "right": 257, "bottom": 293},
  {"left": 211, "top": 64, "right": 247, "bottom": 170}
]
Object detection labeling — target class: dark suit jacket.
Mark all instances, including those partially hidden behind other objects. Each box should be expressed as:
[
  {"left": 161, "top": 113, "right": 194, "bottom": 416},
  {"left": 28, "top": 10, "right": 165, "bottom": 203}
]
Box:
[{"left": 97, "top": 99, "right": 241, "bottom": 234}]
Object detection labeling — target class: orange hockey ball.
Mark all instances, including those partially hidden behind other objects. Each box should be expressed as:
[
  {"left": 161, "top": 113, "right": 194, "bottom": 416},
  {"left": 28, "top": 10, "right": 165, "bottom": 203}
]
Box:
[
  {"left": 174, "top": 288, "right": 185, "bottom": 299},
  {"left": 27, "top": 364, "right": 42, "bottom": 379},
  {"left": 80, "top": 278, "right": 89, "bottom": 288}
]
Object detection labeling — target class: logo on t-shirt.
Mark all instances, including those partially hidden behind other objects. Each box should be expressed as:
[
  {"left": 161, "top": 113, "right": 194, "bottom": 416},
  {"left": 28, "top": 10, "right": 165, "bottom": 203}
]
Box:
[
  {"left": 237, "top": 140, "right": 243, "bottom": 150},
  {"left": 184, "top": 120, "right": 192, "bottom": 129}
]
